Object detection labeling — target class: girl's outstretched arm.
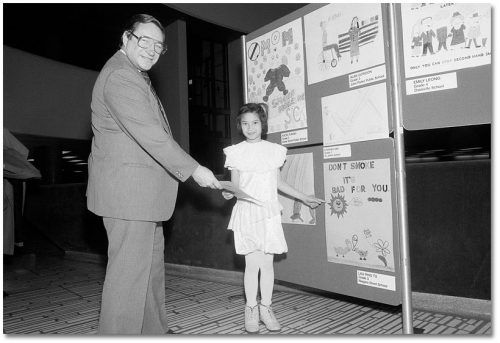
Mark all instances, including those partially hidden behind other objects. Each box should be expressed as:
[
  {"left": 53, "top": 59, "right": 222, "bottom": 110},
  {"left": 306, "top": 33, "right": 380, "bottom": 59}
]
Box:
[{"left": 276, "top": 170, "right": 325, "bottom": 209}]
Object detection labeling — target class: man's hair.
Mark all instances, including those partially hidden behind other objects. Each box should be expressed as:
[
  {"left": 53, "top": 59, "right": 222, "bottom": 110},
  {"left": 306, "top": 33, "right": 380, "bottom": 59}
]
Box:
[
  {"left": 120, "top": 14, "right": 165, "bottom": 48},
  {"left": 236, "top": 103, "right": 269, "bottom": 135}
]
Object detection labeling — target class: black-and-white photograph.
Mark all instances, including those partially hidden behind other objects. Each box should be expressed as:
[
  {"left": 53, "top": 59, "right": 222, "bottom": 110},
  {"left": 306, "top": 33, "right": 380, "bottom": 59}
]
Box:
[{"left": 3, "top": 2, "right": 493, "bottom": 336}]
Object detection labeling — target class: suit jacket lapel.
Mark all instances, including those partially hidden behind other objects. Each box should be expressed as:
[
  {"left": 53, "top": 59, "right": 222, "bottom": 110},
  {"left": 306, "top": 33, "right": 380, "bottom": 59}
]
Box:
[{"left": 142, "top": 72, "right": 172, "bottom": 135}]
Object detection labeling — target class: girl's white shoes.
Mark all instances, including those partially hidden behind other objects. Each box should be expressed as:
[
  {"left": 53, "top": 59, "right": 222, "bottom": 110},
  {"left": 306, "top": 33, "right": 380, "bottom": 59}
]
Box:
[
  {"left": 245, "top": 305, "right": 259, "bottom": 333},
  {"left": 245, "top": 304, "right": 282, "bottom": 333},
  {"left": 259, "top": 304, "right": 281, "bottom": 332}
]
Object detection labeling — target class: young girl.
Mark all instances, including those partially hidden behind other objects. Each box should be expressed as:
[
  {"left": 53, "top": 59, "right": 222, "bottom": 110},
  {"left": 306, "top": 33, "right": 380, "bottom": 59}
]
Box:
[{"left": 222, "top": 103, "right": 324, "bottom": 333}]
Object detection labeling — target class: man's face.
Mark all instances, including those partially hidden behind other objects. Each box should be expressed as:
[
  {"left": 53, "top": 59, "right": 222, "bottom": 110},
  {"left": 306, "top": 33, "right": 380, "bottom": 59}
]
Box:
[{"left": 123, "top": 22, "right": 164, "bottom": 71}]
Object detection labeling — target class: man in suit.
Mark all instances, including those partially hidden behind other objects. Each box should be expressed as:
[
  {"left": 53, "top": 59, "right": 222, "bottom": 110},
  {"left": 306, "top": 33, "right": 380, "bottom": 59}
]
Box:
[{"left": 86, "top": 14, "right": 221, "bottom": 334}]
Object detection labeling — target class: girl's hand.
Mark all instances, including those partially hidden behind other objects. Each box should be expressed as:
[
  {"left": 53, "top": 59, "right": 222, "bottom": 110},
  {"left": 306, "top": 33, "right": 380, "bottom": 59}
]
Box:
[
  {"left": 222, "top": 191, "right": 235, "bottom": 200},
  {"left": 301, "top": 195, "right": 325, "bottom": 209}
]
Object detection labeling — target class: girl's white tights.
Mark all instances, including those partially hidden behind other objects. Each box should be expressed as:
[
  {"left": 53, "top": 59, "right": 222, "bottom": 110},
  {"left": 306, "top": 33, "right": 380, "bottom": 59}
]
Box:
[{"left": 244, "top": 250, "right": 274, "bottom": 307}]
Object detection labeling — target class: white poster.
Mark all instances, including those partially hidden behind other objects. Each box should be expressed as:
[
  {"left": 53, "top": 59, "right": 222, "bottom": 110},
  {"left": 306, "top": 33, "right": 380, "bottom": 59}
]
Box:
[
  {"left": 246, "top": 18, "right": 307, "bottom": 134},
  {"left": 304, "top": 3, "right": 385, "bottom": 85},
  {"left": 323, "top": 158, "right": 395, "bottom": 272},
  {"left": 401, "top": 3, "right": 491, "bottom": 78},
  {"left": 321, "top": 82, "right": 389, "bottom": 147},
  {"left": 279, "top": 153, "right": 317, "bottom": 225}
]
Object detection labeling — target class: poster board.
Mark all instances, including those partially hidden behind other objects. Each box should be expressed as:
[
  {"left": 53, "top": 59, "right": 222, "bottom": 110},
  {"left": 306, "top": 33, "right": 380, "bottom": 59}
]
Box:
[
  {"left": 276, "top": 139, "right": 401, "bottom": 305},
  {"left": 244, "top": 3, "right": 393, "bottom": 148},
  {"left": 396, "top": 3, "right": 492, "bottom": 130},
  {"left": 243, "top": 3, "right": 402, "bottom": 306}
]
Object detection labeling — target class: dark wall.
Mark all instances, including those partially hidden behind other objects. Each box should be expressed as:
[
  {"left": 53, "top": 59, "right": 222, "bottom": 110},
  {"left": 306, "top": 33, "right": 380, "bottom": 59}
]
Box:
[
  {"left": 166, "top": 3, "right": 306, "bottom": 34},
  {"left": 3, "top": 46, "right": 97, "bottom": 140},
  {"left": 162, "top": 180, "right": 243, "bottom": 270},
  {"left": 406, "top": 160, "right": 491, "bottom": 300},
  {"left": 23, "top": 160, "right": 491, "bottom": 300},
  {"left": 24, "top": 183, "right": 108, "bottom": 254}
]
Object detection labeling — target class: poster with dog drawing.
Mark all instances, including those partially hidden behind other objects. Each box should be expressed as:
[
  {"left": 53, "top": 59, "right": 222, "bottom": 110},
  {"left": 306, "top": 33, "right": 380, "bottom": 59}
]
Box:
[{"left": 246, "top": 18, "right": 307, "bottom": 134}]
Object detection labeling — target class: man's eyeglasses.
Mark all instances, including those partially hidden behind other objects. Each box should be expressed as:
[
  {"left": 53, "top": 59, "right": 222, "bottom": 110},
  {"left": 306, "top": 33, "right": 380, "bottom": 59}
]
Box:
[{"left": 129, "top": 32, "right": 167, "bottom": 55}]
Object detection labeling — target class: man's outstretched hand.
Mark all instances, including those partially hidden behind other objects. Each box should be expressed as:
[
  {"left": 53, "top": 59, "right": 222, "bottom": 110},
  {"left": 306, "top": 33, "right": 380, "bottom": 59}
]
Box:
[{"left": 192, "top": 165, "right": 222, "bottom": 189}]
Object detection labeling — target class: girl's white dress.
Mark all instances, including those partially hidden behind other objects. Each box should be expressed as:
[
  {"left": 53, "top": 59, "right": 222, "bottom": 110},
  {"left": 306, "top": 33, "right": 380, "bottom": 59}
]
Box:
[{"left": 224, "top": 140, "right": 288, "bottom": 255}]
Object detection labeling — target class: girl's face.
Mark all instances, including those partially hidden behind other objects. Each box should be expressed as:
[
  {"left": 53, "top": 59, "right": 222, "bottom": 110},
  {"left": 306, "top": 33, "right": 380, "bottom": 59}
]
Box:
[{"left": 240, "top": 111, "right": 262, "bottom": 143}]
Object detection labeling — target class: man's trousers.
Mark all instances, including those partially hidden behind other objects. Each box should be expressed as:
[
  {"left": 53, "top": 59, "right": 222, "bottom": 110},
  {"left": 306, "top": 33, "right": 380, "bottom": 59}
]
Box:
[{"left": 98, "top": 217, "right": 168, "bottom": 334}]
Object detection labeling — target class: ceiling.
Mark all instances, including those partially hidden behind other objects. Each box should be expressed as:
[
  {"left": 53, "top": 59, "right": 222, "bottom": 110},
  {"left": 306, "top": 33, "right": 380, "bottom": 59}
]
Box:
[
  {"left": 3, "top": 3, "right": 305, "bottom": 72},
  {"left": 165, "top": 3, "right": 307, "bottom": 33}
]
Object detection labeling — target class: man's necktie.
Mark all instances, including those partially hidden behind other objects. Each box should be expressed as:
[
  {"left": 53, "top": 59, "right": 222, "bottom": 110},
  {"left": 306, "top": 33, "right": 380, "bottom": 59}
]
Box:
[{"left": 142, "top": 72, "right": 172, "bottom": 135}]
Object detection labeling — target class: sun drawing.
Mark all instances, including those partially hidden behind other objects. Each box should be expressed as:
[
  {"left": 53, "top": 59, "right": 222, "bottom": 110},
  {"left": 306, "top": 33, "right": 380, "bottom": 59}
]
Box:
[{"left": 328, "top": 193, "right": 348, "bottom": 218}]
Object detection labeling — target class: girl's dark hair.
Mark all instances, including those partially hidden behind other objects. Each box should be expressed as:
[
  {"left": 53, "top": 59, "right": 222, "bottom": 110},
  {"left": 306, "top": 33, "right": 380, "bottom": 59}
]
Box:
[
  {"left": 236, "top": 103, "right": 269, "bottom": 135},
  {"left": 120, "top": 14, "right": 166, "bottom": 48}
]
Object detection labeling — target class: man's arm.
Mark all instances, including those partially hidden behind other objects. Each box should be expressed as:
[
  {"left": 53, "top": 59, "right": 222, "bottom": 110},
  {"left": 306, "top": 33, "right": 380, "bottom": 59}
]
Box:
[
  {"left": 192, "top": 165, "right": 221, "bottom": 189},
  {"left": 104, "top": 69, "right": 220, "bottom": 189}
]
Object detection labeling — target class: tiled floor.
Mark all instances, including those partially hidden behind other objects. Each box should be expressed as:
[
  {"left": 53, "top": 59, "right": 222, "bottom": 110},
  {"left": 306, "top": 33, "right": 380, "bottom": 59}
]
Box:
[{"left": 2, "top": 254, "right": 492, "bottom": 335}]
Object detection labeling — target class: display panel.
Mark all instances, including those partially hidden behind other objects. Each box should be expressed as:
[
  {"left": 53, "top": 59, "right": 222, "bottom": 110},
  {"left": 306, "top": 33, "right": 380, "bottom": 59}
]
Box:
[
  {"left": 244, "top": 3, "right": 393, "bottom": 148},
  {"left": 275, "top": 140, "right": 401, "bottom": 305},
  {"left": 397, "top": 3, "right": 492, "bottom": 129}
]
